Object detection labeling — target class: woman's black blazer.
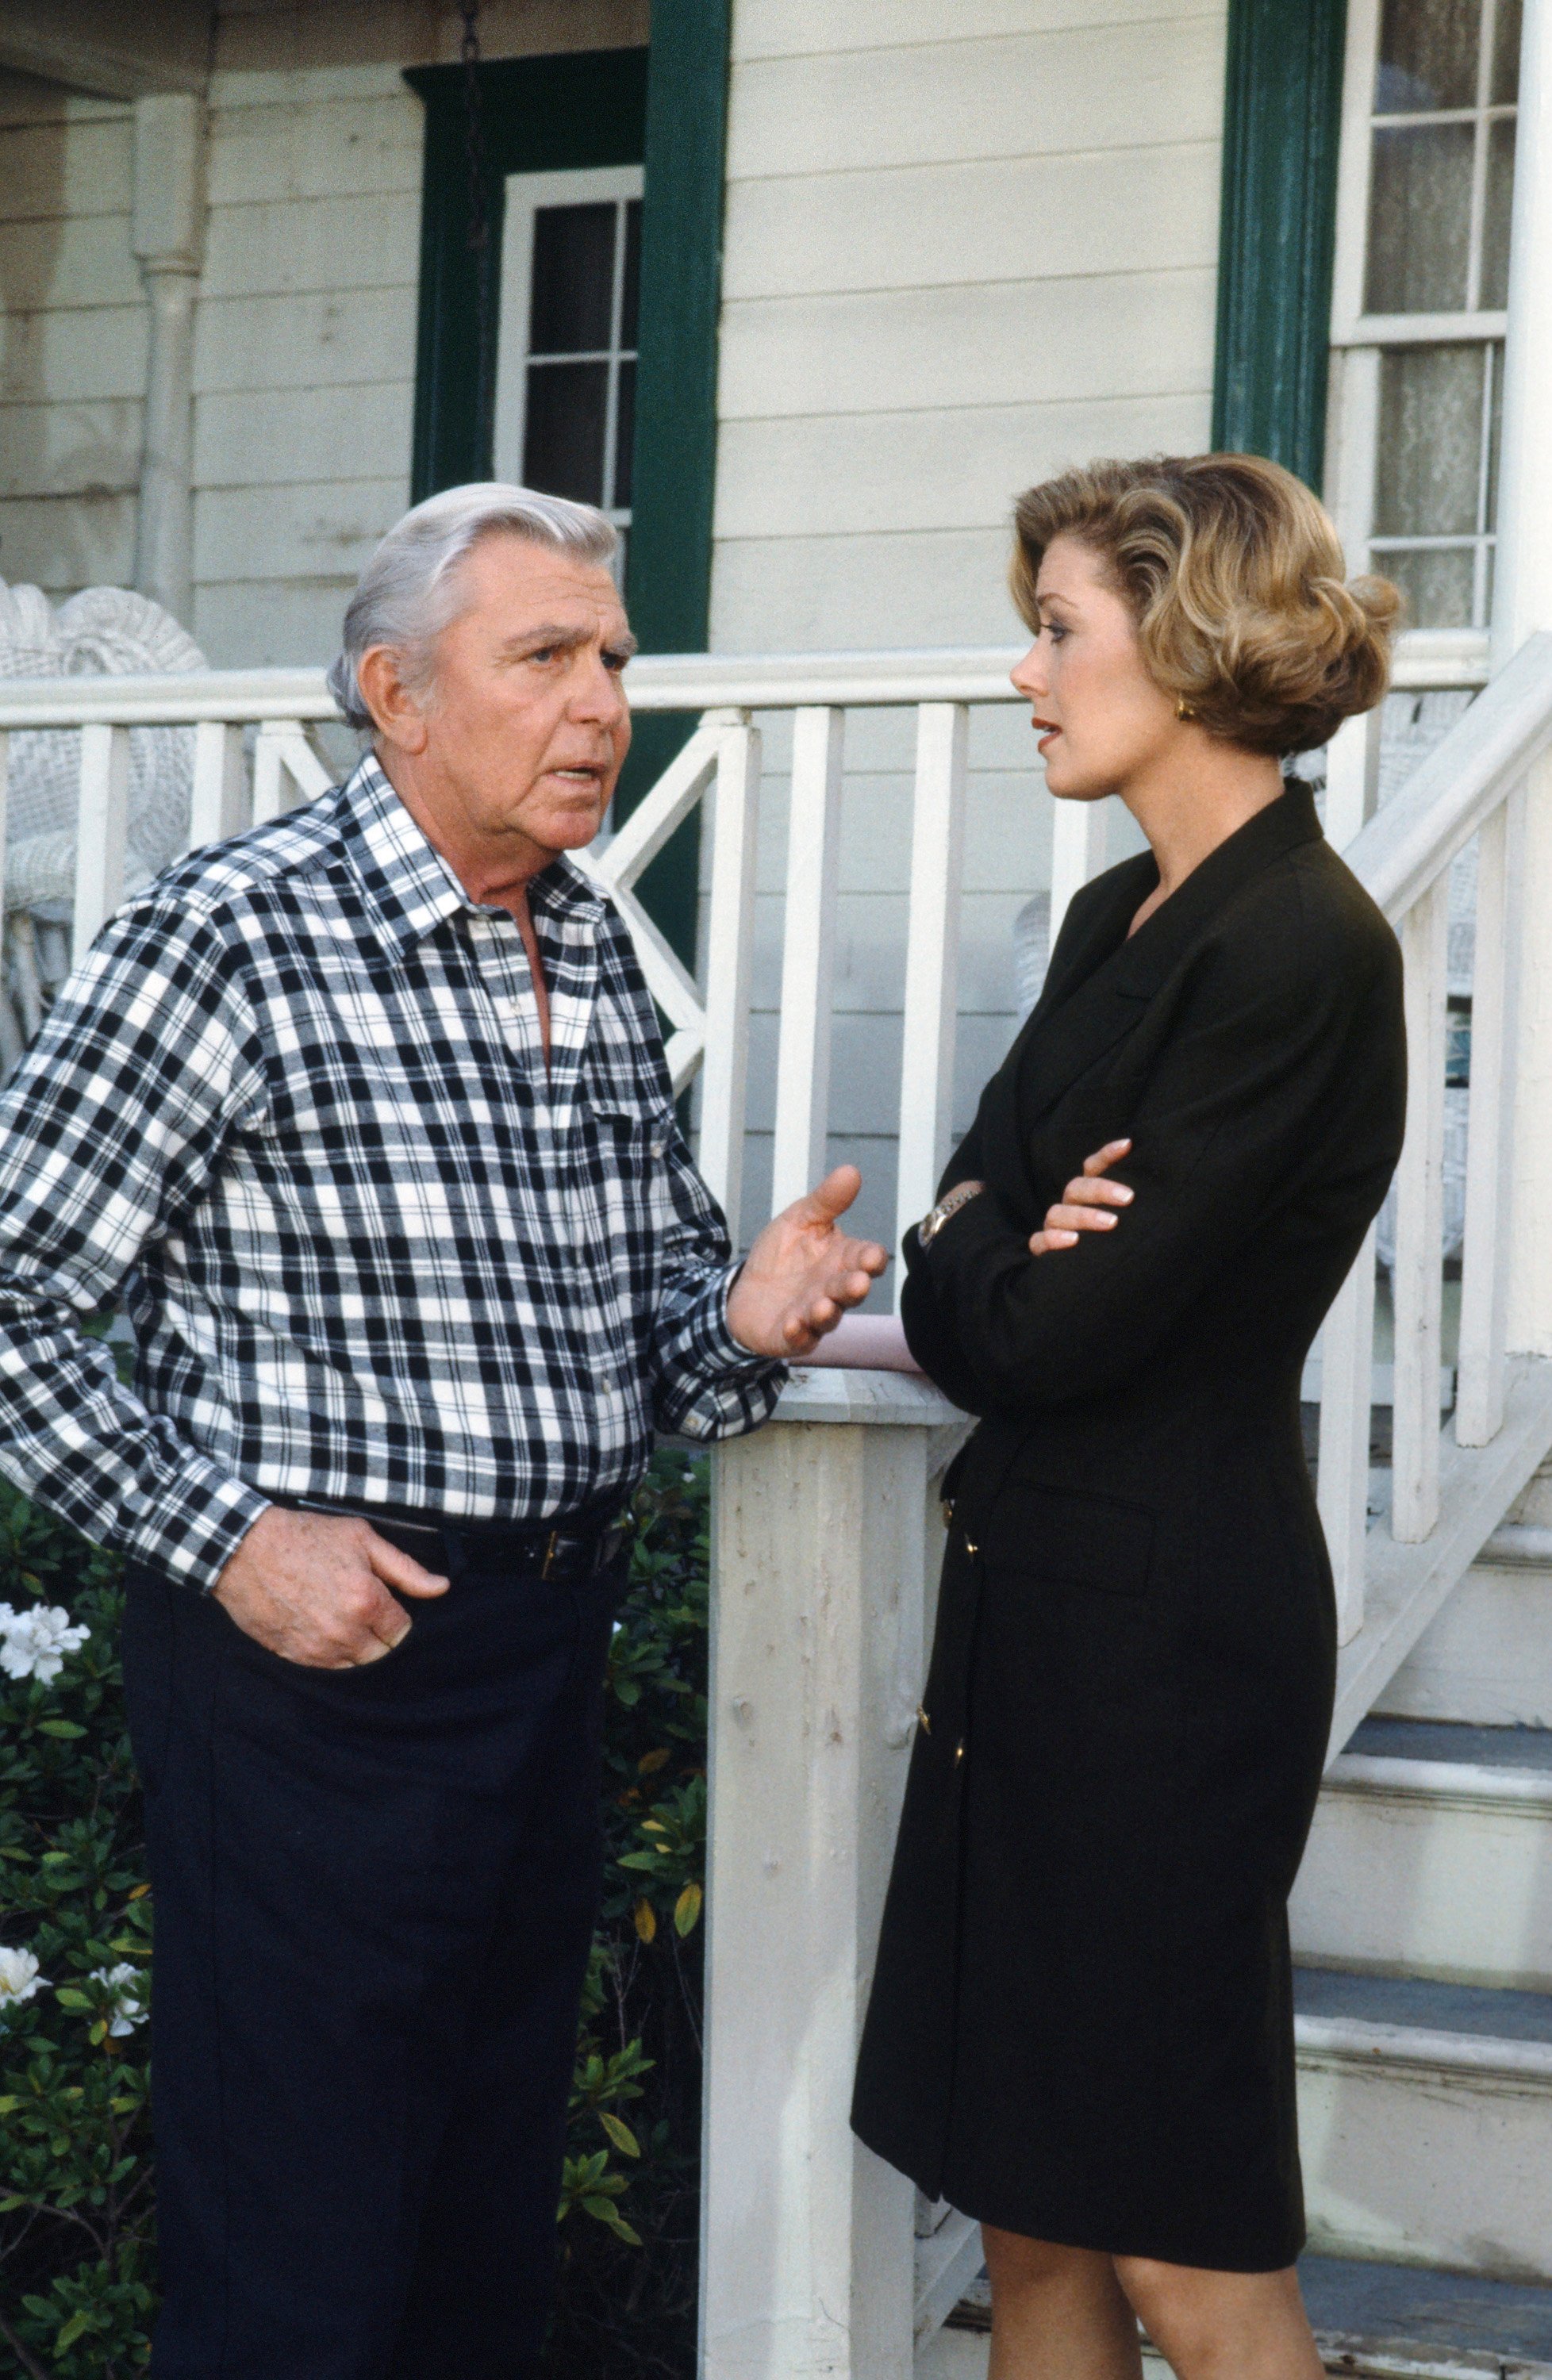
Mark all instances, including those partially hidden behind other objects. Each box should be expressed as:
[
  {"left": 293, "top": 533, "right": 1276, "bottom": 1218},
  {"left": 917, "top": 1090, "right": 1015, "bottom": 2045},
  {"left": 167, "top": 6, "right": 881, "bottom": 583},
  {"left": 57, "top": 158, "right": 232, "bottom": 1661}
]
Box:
[{"left": 851, "top": 783, "right": 1407, "bottom": 2271}]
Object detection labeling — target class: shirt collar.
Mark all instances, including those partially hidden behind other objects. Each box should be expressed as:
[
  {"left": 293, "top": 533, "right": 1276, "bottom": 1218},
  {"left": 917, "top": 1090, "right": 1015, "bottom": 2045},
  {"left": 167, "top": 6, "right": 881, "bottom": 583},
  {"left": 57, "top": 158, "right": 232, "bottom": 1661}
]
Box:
[{"left": 337, "top": 754, "right": 607, "bottom": 948}]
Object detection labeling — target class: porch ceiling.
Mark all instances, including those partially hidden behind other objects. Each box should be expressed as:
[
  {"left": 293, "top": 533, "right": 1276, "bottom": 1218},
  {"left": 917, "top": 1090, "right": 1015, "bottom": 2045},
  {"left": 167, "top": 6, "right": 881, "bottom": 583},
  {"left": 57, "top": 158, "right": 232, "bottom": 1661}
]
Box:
[{"left": 0, "top": 0, "right": 212, "bottom": 100}]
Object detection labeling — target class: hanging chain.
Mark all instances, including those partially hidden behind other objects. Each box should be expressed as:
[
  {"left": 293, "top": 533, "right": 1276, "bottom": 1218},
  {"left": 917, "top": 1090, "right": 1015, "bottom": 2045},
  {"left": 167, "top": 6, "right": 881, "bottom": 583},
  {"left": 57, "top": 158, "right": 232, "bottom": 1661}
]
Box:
[{"left": 459, "top": 0, "right": 494, "bottom": 459}]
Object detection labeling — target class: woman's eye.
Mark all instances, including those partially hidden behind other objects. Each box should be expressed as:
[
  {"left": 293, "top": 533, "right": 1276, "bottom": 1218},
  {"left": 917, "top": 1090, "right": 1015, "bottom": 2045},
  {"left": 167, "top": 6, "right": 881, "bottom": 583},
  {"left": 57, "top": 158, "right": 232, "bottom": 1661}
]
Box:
[{"left": 1046, "top": 622, "right": 1067, "bottom": 644}]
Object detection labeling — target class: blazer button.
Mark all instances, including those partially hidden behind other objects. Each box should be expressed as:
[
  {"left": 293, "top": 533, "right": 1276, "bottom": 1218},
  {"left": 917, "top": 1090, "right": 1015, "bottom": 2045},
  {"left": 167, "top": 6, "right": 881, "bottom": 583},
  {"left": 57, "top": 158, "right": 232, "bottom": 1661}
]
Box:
[
  {"left": 954, "top": 1741, "right": 966, "bottom": 1766},
  {"left": 963, "top": 1537, "right": 978, "bottom": 1557}
]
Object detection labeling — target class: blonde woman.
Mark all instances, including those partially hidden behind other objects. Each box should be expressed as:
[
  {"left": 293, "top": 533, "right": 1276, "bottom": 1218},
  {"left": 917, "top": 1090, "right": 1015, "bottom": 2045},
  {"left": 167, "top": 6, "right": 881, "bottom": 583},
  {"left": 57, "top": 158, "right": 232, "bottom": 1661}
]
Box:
[{"left": 851, "top": 457, "right": 1404, "bottom": 2378}]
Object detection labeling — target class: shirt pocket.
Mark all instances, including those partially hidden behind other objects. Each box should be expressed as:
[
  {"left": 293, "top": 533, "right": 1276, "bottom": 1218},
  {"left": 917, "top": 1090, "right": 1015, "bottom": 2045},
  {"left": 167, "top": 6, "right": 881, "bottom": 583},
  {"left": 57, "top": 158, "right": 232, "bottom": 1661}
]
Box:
[{"left": 576, "top": 1097, "right": 677, "bottom": 1252}]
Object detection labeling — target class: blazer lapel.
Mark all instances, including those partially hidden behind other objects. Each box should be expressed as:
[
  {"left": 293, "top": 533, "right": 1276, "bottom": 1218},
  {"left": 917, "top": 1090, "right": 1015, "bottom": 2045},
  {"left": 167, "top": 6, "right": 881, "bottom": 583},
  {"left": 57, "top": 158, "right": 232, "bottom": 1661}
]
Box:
[
  {"left": 1016, "top": 783, "right": 1326, "bottom": 1134},
  {"left": 975, "top": 860, "right": 1150, "bottom": 1205}
]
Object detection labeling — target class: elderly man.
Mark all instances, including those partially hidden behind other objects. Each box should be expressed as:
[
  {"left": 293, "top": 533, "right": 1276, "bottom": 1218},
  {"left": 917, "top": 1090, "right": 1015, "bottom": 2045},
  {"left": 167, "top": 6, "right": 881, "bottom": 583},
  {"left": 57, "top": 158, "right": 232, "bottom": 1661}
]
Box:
[{"left": 0, "top": 484, "right": 885, "bottom": 2378}]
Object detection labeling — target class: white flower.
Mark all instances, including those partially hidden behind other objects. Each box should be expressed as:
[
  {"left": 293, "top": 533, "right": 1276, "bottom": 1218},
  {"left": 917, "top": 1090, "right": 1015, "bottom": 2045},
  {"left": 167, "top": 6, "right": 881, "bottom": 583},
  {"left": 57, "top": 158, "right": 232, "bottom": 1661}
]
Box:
[
  {"left": 0, "top": 1946, "right": 44, "bottom": 2015},
  {"left": 89, "top": 1964, "right": 148, "bottom": 2037},
  {"left": 0, "top": 1602, "right": 90, "bottom": 1684}
]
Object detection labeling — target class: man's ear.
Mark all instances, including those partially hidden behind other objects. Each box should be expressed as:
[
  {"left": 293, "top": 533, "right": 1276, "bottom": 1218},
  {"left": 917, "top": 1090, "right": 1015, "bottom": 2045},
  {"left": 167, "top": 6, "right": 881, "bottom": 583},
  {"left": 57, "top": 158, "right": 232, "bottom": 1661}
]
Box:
[{"left": 358, "top": 647, "right": 431, "bottom": 758}]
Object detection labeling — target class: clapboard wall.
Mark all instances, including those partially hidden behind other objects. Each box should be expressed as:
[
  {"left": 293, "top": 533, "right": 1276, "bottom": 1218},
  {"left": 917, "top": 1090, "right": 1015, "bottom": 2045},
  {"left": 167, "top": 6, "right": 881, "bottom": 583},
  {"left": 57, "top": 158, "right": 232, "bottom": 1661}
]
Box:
[
  {"left": 0, "top": 74, "right": 142, "bottom": 597},
  {"left": 713, "top": 0, "right": 1226, "bottom": 1245},
  {"left": 0, "top": 1, "right": 648, "bottom": 662}
]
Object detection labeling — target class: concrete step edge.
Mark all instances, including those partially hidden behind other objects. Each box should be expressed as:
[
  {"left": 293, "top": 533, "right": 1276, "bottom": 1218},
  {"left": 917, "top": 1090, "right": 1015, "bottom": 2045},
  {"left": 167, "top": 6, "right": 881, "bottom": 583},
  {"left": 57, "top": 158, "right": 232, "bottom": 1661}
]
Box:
[
  {"left": 1325, "top": 1754, "right": 1552, "bottom": 1810},
  {"left": 1296, "top": 2011, "right": 1552, "bottom": 2082}
]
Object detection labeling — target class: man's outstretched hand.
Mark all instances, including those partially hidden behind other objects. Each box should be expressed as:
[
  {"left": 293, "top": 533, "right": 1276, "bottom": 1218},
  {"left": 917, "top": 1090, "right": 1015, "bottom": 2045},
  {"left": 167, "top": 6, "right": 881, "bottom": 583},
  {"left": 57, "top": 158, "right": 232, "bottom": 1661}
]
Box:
[{"left": 727, "top": 1165, "right": 888, "bottom": 1358}]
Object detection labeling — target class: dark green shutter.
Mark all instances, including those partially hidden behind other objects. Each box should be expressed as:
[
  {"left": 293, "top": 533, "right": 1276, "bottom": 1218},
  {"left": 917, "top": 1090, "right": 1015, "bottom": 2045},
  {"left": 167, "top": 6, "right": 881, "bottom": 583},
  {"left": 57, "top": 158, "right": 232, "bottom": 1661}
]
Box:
[
  {"left": 1212, "top": 0, "right": 1350, "bottom": 489},
  {"left": 615, "top": 0, "right": 733, "bottom": 970}
]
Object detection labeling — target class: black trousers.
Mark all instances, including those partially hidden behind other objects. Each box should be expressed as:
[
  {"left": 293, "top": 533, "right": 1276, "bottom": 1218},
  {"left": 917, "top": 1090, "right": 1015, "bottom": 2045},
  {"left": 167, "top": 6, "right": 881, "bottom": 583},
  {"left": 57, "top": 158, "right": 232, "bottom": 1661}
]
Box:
[{"left": 121, "top": 1536, "right": 625, "bottom": 2380}]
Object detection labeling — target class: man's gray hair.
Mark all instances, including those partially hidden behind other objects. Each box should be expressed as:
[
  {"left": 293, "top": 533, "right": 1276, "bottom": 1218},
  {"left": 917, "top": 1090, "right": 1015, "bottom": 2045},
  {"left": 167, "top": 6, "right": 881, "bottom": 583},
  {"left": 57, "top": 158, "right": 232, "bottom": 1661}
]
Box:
[{"left": 327, "top": 482, "right": 618, "bottom": 731}]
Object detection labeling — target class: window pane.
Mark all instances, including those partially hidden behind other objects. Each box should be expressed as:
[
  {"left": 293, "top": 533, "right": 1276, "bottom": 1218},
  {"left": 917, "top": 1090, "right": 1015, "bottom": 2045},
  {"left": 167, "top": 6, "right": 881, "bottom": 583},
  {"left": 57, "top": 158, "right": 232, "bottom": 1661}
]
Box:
[
  {"left": 1381, "top": 547, "right": 1477, "bottom": 628},
  {"left": 524, "top": 359, "right": 608, "bottom": 505},
  {"left": 1376, "top": 0, "right": 1481, "bottom": 109},
  {"left": 1486, "top": 340, "right": 1504, "bottom": 520},
  {"left": 1493, "top": 0, "right": 1523, "bottom": 102},
  {"left": 614, "top": 358, "right": 636, "bottom": 510},
  {"left": 1377, "top": 346, "right": 1485, "bottom": 534},
  {"left": 529, "top": 203, "right": 615, "bottom": 355},
  {"left": 1366, "top": 122, "right": 1474, "bottom": 310},
  {"left": 1481, "top": 115, "right": 1517, "bottom": 305},
  {"left": 621, "top": 199, "right": 642, "bottom": 350}
]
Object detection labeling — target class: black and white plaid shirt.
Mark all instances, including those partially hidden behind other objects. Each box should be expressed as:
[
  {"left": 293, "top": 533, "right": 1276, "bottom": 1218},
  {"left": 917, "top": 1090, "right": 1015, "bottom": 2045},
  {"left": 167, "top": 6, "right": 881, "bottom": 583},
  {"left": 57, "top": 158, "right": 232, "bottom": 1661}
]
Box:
[{"left": 0, "top": 757, "right": 783, "bottom": 1588}]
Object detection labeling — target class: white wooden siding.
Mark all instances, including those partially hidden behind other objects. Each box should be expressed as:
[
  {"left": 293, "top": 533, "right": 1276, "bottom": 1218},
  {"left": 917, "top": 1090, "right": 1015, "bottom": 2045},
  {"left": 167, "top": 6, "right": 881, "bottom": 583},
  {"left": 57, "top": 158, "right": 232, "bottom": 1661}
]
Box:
[
  {"left": 0, "top": 79, "right": 140, "bottom": 593},
  {"left": 714, "top": 0, "right": 1224, "bottom": 1240},
  {"left": 0, "top": 2, "right": 647, "bottom": 656},
  {"left": 189, "top": 55, "right": 423, "bottom": 665}
]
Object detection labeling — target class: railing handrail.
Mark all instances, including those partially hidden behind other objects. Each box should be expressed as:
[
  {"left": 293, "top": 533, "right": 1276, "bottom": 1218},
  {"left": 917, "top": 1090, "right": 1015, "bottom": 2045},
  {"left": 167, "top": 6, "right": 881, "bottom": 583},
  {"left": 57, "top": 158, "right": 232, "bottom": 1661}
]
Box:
[
  {"left": 1344, "top": 630, "right": 1552, "bottom": 919},
  {"left": 0, "top": 623, "right": 1492, "bottom": 729}
]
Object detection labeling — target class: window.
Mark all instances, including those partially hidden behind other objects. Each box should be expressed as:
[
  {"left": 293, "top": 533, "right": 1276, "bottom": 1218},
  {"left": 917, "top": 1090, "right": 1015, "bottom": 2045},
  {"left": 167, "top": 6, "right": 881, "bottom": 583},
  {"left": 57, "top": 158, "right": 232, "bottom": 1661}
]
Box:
[
  {"left": 493, "top": 167, "right": 644, "bottom": 557},
  {"left": 1328, "top": 0, "right": 1521, "bottom": 628}
]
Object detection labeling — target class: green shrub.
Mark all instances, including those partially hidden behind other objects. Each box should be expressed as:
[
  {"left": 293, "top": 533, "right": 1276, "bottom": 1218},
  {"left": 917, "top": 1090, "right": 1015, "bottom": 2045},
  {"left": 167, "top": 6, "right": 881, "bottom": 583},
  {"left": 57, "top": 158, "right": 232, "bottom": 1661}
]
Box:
[{"left": 0, "top": 1453, "right": 711, "bottom": 2380}]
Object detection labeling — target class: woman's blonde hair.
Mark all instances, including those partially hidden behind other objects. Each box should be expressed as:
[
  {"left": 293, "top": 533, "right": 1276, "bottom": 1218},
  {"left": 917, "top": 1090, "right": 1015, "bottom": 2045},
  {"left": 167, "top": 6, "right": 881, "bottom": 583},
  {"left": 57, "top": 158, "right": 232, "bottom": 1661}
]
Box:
[{"left": 1010, "top": 454, "right": 1400, "bottom": 755}]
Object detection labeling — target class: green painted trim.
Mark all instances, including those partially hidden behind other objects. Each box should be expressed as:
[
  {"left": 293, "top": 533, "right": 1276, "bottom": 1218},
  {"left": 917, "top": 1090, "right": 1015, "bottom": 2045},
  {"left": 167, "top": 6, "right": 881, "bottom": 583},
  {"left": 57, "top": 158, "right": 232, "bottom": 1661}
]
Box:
[
  {"left": 614, "top": 0, "right": 734, "bottom": 969},
  {"left": 405, "top": 50, "right": 649, "bottom": 500},
  {"left": 1212, "top": 0, "right": 1349, "bottom": 489}
]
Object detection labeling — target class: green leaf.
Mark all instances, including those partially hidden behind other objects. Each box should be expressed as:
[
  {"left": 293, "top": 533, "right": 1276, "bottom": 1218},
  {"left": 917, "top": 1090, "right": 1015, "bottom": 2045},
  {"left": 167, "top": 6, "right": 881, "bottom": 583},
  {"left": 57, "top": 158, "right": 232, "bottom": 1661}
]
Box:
[
  {"left": 56, "top": 2309, "right": 94, "bottom": 2349},
  {"left": 36, "top": 1720, "right": 87, "bottom": 1739},
  {"left": 599, "top": 2113, "right": 640, "bottom": 2159},
  {"left": 54, "top": 1990, "right": 90, "bottom": 2010},
  {"left": 674, "top": 1882, "right": 704, "bottom": 1937}
]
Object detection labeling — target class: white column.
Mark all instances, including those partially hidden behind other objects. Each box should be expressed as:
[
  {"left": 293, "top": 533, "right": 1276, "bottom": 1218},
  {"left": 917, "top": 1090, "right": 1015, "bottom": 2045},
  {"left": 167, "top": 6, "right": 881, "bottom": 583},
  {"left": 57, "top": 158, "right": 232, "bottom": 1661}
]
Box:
[
  {"left": 1496, "top": 0, "right": 1552, "bottom": 1357},
  {"left": 131, "top": 92, "right": 208, "bottom": 627},
  {"left": 701, "top": 1369, "right": 966, "bottom": 2380}
]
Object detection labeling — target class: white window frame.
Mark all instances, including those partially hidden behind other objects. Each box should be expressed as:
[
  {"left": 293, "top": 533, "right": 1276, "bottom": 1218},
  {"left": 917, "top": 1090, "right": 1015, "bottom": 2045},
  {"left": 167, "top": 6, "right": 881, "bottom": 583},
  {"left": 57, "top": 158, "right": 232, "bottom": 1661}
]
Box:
[
  {"left": 1327, "top": 0, "right": 1516, "bottom": 618},
  {"left": 492, "top": 163, "right": 645, "bottom": 527}
]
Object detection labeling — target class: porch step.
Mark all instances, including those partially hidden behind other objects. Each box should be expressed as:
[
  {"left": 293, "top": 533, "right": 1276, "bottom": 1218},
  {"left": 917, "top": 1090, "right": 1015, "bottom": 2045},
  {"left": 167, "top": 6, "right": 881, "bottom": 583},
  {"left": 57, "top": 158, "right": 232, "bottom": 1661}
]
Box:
[
  {"left": 924, "top": 2255, "right": 1552, "bottom": 2377},
  {"left": 1295, "top": 1965, "right": 1552, "bottom": 2278},
  {"left": 1292, "top": 1720, "right": 1552, "bottom": 1989},
  {"left": 1377, "top": 1544, "right": 1552, "bottom": 1726}
]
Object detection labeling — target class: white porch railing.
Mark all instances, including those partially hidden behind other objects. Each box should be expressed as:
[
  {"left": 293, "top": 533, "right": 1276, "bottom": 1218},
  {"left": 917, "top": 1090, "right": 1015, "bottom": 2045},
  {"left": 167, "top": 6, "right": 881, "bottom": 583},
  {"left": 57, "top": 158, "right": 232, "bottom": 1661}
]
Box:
[
  {"left": 4, "top": 628, "right": 1552, "bottom": 2374},
  {"left": 2, "top": 628, "right": 1546, "bottom": 1715}
]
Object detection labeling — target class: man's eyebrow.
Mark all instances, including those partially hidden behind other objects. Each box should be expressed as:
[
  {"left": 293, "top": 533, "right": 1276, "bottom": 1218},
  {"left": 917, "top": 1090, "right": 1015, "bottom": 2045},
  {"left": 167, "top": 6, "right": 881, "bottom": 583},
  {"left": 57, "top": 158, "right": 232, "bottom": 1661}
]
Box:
[{"left": 499, "top": 624, "right": 639, "bottom": 659}]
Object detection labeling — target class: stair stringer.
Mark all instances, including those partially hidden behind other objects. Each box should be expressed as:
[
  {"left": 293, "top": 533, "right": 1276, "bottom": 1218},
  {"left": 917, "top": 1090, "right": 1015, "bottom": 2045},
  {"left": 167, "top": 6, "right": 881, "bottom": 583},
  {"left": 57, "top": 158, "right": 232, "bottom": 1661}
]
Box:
[{"left": 1329, "top": 1357, "right": 1552, "bottom": 1765}]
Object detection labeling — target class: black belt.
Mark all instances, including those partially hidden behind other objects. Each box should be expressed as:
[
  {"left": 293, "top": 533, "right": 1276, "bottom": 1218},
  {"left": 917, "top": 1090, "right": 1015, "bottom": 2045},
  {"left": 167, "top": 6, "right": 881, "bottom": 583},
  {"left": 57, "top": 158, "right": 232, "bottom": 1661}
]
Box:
[{"left": 282, "top": 1497, "right": 633, "bottom": 1587}]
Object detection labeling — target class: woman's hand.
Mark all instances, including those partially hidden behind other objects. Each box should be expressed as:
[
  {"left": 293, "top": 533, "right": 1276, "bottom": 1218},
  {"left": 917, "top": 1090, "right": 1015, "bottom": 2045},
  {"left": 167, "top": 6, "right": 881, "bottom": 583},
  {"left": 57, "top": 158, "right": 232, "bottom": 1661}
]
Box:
[{"left": 1029, "top": 1138, "right": 1134, "bottom": 1256}]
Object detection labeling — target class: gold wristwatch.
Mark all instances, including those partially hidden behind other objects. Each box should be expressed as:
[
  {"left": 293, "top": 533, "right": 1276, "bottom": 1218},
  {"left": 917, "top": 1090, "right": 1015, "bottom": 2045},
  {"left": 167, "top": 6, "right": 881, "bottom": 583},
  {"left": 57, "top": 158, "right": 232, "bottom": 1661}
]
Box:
[{"left": 918, "top": 1180, "right": 986, "bottom": 1246}]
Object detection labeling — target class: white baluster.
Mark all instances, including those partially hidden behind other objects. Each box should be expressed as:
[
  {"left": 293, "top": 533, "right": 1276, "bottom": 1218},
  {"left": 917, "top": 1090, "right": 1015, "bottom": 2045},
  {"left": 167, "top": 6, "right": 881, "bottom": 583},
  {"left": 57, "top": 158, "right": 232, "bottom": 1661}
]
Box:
[
  {"left": 252, "top": 721, "right": 331, "bottom": 823},
  {"left": 72, "top": 722, "right": 132, "bottom": 964},
  {"left": 1457, "top": 789, "right": 1527, "bottom": 1444},
  {"left": 1317, "top": 1226, "right": 1377, "bottom": 1643},
  {"left": 894, "top": 704, "right": 969, "bottom": 1299},
  {"left": 1324, "top": 709, "right": 1379, "bottom": 853},
  {"left": 770, "top": 705, "right": 845, "bottom": 1211},
  {"left": 188, "top": 718, "right": 247, "bottom": 851},
  {"left": 697, "top": 716, "right": 763, "bottom": 1239},
  {"left": 1048, "top": 794, "right": 1108, "bottom": 955},
  {"left": 1391, "top": 877, "right": 1450, "bottom": 1541}
]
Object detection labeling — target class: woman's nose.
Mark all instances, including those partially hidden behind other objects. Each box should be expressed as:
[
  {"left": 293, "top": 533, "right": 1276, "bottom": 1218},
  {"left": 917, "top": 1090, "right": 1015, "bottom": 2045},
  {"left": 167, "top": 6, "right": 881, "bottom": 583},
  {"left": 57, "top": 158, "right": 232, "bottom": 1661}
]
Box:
[{"left": 1010, "top": 640, "right": 1047, "bottom": 699}]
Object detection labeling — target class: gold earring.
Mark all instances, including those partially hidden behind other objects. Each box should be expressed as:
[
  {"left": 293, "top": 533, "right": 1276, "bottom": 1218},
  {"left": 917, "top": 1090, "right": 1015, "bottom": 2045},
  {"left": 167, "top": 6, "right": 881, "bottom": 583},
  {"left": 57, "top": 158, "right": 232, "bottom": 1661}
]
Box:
[{"left": 1176, "top": 697, "right": 1196, "bottom": 722}]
